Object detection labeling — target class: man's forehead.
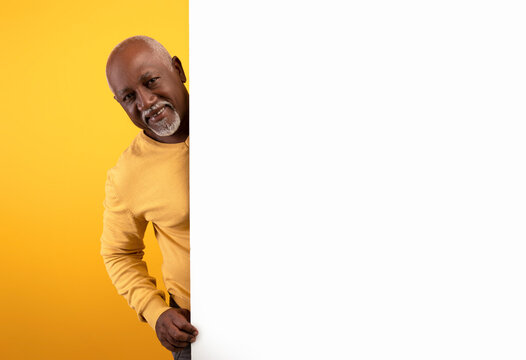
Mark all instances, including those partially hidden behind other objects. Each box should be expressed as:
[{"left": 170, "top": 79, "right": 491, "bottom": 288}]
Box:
[
  {"left": 107, "top": 45, "right": 168, "bottom": 93},
  {"left": 108, "top": 44, "right": 157, "bottom": 74}
]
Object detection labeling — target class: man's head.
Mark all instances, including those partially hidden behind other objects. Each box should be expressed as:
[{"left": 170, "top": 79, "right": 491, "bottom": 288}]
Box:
[{"left": 106, "top": 36, "right": 189, "bottom": 142}]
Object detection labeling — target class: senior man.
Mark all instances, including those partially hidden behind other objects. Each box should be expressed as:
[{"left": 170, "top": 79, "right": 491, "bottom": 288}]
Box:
[{"left": 100, "top": 35, "right": 197, "bottom": 359}]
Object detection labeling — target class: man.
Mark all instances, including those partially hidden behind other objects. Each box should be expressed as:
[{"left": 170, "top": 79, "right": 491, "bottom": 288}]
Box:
[{"left": 100, "top": 36, "right": 197, "bottom": 359}]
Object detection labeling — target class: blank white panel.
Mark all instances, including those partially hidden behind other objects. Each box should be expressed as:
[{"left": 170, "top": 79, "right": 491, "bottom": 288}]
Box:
[{"left": 191, "top": 1, "right": 526, "bottom": 358}]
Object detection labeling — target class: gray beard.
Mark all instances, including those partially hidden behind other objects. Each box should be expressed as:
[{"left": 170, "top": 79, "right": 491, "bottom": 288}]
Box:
[{"left": 149, "top": 110, "right": 181, "bottom": 137}]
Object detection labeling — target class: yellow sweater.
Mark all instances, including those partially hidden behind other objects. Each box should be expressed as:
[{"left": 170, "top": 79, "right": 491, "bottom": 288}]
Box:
[{"left": 100, "top": 131, "right": 189, "bottom": 329}]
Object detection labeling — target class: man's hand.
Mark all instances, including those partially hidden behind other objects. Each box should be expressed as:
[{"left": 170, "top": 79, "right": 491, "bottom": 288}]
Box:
[{"left": 155, "top": 308, "right": 198, "bottom": 352}]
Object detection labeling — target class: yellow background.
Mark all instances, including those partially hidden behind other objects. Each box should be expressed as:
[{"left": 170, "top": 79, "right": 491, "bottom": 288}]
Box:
[{"left": 0, "top": 1, "right": 188, "bottom": 359}]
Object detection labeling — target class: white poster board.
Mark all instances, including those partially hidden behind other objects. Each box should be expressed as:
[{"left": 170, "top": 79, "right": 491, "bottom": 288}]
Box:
[{"left": 190, "top": 1, "right": 526, "bottom": 358}]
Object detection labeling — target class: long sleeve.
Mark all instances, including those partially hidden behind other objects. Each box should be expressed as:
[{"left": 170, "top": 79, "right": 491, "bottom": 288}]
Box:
[{"left": 100, "top": 172, "right": 171, "bottom": 329}]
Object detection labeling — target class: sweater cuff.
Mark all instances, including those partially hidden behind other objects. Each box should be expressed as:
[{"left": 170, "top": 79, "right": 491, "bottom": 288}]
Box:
[{"left": 142, "top": 295, "right": 172, "bottom": 330}]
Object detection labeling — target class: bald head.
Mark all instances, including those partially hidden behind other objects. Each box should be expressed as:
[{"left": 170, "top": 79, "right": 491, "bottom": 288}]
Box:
[
  {"left": 104, "top": 36, "right": 189, "bottom": 143},
  {"left": 106, "top": 36, "right": 173, "bottom": 93}
]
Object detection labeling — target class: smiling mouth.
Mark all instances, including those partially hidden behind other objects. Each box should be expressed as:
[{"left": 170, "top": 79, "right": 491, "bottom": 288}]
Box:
[
  {"left": 146, "top": 106, "right": 167, "bottom": 124},
  {"left": 144, "top": 103, "right": 175, "bottom": 125}
]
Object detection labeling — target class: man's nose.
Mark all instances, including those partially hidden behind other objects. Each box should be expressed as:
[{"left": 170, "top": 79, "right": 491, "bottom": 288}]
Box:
[{"left": 136, "top": 88, "right": 157, "bottom": 112}]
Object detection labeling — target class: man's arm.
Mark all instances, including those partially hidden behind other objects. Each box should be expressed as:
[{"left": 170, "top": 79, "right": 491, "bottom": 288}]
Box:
[
  {"left": 100, "top": 172, "right": 170, "bottom": 326},
  {"left": 100, "top": 172, "right": 197, "bottom": 351}
]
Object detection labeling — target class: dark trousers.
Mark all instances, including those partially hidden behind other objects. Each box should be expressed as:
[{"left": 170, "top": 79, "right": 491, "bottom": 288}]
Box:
[{"left": 170, "top": 296, "right": 192, "bottom": 360}]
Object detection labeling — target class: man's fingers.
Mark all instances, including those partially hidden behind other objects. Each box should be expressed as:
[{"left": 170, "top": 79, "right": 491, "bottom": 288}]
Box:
[
  {"left": 168, "top": 324, "right": 195, "bottom": 343},
  {"left": 156, "top": 309, "right": 197, "bottom": 353},
  {"left": 172, "top": 315, "right": 198, "bottom": 336},
  {"left": 180, "top": 322, "right": 198, "bottom": 336},
  {"left": 160, "top": 339, "right": 177, "bottom": 352},
  {"left": 173, "top": 340, "right": 191, "bottom": 348},
  {"left": 165, "top": 333, "right": 191, "bottom": 349}
]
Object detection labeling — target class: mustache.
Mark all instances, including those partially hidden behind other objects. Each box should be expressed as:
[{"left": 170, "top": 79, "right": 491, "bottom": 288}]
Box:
[{"left": 142, "top": 101, "right": 175, "bottom": 122}]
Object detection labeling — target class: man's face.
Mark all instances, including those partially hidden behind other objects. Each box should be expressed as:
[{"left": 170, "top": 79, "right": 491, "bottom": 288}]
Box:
[{"left": 107, "top": 43, "right": 189, "bottom": 140}]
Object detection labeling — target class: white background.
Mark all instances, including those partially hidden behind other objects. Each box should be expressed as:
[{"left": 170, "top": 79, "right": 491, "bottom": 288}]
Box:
[{"left": 190, "top": 1, "right": 526, "bottom": 359}]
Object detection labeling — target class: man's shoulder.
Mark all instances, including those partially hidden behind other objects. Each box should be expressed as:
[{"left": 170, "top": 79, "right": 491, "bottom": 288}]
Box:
[{"left": 106, "top": 133, "right": 146, "bottom": 187}]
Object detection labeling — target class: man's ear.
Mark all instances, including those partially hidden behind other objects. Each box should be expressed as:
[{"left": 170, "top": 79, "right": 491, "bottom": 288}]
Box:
[{"left": 171, "top": 56, "right": 187, "bottom": 83}]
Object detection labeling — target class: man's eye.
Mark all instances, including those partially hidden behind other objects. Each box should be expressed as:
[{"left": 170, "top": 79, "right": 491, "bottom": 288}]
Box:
[
  {"left": 123, "top": 93, "right": 134, "bottom": 102},
  {"left": 147, "top": 77, "right": 160, "bottom": 86}
]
